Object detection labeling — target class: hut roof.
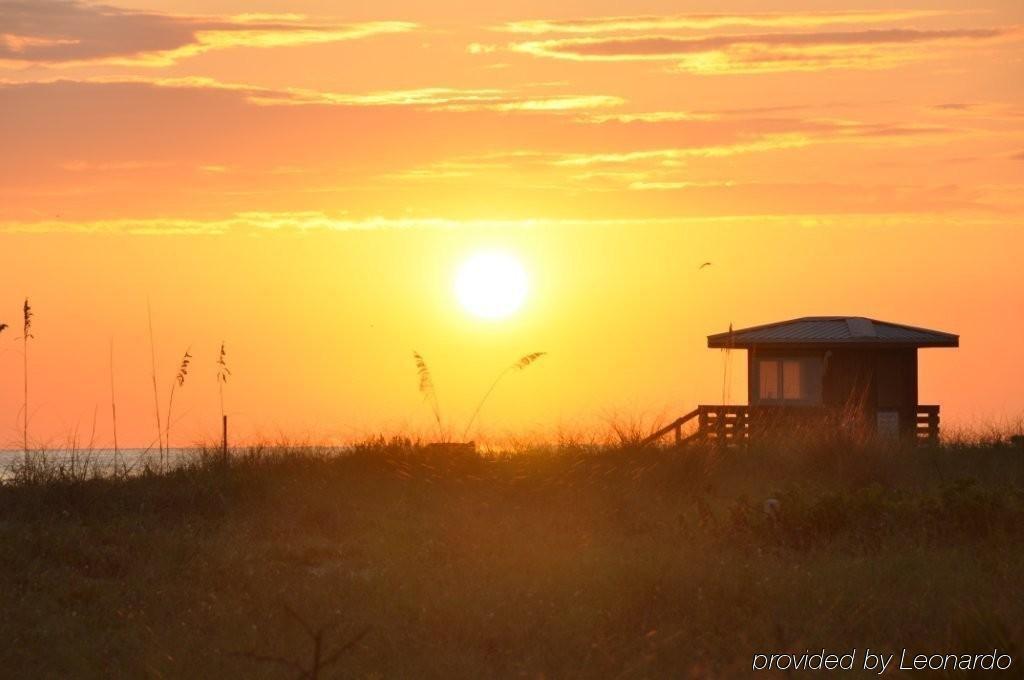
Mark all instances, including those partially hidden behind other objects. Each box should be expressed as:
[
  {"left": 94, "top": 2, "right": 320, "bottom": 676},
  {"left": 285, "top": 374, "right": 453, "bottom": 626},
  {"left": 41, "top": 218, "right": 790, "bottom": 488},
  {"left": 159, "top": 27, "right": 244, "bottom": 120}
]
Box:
[{"left": 707, "top": 316, "right": 958, "bottom": 349}]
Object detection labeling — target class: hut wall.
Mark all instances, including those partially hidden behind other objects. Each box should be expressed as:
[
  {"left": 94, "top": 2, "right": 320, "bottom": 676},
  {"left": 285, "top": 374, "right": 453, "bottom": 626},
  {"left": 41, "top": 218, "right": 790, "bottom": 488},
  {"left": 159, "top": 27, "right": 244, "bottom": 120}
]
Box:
[
  {"left": 822, "top": 347, "right": 918, "bottom": 436},
  {"left": 747, "top": 348, "right": 827, "bottom": 439},
  {"left": 745, "top": 346, "right": 919, "bottom": 439}
]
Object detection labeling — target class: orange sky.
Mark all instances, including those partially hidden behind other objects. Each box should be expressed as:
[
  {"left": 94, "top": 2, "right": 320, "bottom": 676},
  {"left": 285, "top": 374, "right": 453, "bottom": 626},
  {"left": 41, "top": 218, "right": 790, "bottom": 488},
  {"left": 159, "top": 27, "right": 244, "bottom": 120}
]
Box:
[{"left": 1, "top": 1, "right": 1022, "bottom": 447}]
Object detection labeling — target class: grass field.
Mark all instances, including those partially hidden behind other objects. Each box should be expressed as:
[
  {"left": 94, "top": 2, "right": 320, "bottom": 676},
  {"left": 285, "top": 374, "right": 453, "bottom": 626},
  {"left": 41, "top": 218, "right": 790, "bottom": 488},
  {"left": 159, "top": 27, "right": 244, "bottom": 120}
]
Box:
[{"left": 1, "top": 437, "right": 1022, "bottom": 678}]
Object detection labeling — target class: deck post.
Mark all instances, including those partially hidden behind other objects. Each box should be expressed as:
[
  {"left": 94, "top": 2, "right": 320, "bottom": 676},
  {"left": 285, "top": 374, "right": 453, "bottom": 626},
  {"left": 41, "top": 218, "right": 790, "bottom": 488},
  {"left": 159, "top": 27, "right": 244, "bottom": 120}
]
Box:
[{"left": 715, "top": 408, "right": 725, "bottom": 449}]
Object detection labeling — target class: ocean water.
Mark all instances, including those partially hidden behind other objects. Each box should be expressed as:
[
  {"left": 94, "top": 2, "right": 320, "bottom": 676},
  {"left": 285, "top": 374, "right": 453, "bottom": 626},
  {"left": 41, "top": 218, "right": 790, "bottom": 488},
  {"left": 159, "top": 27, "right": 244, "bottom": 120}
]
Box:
[{"left": 0, "top": 448, "right": 200, "bottom": 480}]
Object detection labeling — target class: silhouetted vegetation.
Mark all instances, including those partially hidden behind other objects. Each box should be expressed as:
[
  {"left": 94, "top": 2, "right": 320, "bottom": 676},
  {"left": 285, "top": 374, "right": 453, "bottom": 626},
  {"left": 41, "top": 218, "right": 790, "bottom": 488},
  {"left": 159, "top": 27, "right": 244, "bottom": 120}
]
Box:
[{"left": 0, "top": 437, "right": 1022, "bottom": 677}]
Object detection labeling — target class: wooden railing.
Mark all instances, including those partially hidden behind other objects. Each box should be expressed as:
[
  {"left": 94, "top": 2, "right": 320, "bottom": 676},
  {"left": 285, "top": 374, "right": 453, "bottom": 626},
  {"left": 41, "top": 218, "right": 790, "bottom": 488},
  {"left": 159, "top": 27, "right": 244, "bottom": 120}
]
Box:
[
  {"left": 640, "top": 405, "right": 749, "bottom": 448},
  {"left": 640, "top": 408, "right": 700, "bottom": 447},
  {"left": 916, "top": 405, "right": 940, "bottom": 446},
  {"left": 698, "top": 405, "right": 750, "bottom": 445},
  {"left": 643, "top": 404, "right": 941, "bottom": 448}
]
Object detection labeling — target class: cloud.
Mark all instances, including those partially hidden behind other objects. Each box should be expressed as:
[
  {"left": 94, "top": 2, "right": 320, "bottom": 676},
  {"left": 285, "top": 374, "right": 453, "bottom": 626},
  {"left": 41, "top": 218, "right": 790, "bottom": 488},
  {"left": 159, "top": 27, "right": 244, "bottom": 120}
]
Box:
[
  {"left": 928, "top": 101, "right": 1024, "bottom": 122},
  {"left": 381, "top": 157, "right": 548, "bottom": 182},
  {"left": 628, "top": 179, "right": 736, "bottom": 191},
  {"left": 512, "top": 27, "right": 1020, "bottom": 74},
  {"left": 582, "top": 110, "right": 719, "bottom": 123},
  {"left": 287, "top": 87, "right": 623, "bottom": 113},
  {"left": 580, "top": 104, "right": 843, "bottom": 124},
  {"left": 0, "top": 211, "right": 682, "bottom": 234},
  {"left": 1, "top": 210, "right": 1012, "bottom": 235},
  {"left": 375, "top": 133, "right": 825, "bottom": 184},
  {"left": 486, "top": 94, "right": 623, "bottom": 112},
  {"left": 366, "top": 115, "right": 965, "bottom": 190},
  {"left": 501, "top": 10, "right": 967, "bottom": 35},
  {"left": 516, "top": 28, "right": 1011, "bottom": 60},
  {"left": 251, "top": 84, "right": 622, "bottom": 113},
  {"left": 0, "top": 0, "right": 415, "bottom": 66},
  {"left": 1, "top": 76, "right": 622, "bottom": 114},
  {"left": 552, "top": 134, "right": 814, "bottom": 165},
  {"left": 0, "top": 76, "right": 1001, "bottom": 222},
  {"left": 546, "top": 120, "right": 958, "bottom": 171},
  {"left": 0, "top": 77, "right": 634, "bottom": 201},
  {"left": 59, "top": 159, "right": 169, "bottom": 172}
]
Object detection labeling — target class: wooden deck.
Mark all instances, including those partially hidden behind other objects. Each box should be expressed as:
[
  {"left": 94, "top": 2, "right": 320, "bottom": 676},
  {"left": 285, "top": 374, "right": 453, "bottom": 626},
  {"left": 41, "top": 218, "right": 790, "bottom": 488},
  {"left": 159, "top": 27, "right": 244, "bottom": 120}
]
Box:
[{"left": 641, "top": 404, "right": 941, "bottom": 447}]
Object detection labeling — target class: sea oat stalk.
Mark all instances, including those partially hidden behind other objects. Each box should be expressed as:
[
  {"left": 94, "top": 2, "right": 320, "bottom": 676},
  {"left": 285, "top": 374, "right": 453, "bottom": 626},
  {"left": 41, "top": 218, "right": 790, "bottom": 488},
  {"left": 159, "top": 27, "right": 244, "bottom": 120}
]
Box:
[
  {"left": 165, "top": 348, "right": 192, "bottom": 454},
  {"left": 463, "top": 352, "right": 546, "bottom": 440},
  {"left": 413, "top": 351, "right": 444, "bottom": 441},
  {"left": 21, "top": 299, "right": 33, "bottom": 455},
  {"left": 217, "top": 341, "right": 231, "bottom": 458},
  {"left": 109, "top": 338, "right": 119, "bottom": 463},
  {"left": 217, "top": 341, "right": 231, "bottom": 420}
]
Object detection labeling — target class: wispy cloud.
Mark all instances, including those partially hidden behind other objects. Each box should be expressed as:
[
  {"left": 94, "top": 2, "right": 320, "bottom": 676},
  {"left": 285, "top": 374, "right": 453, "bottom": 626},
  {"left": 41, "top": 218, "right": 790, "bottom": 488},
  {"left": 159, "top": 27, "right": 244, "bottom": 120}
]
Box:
[
  {"left": 580, "top": 104, "right": 840, "bottom": 124},
  {"left": 627, "top": 180, "right": 736, "bottom": 191},
  {"left": 515, "top": 28, "right": 1012, "bottom": 60},
  {"left": 501, "top": 10, "right": 968, "bottom": 35},
  {"left": 381, "top": 158, "right": 542, "bottom": 182},
  {"left": 512, "top": 27, "right": 1020, "bottom": 74},
  {"left": 0, "top": 212, "right": 672, "bottom": 235},
  {"left": 928, "top": 101, "right": 1024, "bottom": 122},
  {"left": 486, "top": 94, "right": 623, "bottom": 112},
  {"left": 375, "top": 117, "right": 965, "bottom": 189},
  {"left": 0, "top": 76, "right": 622, "bottom": 113},
  {"left": 581, "top": 110, "right": 719, "bottom": 123},
  {"left": 0, "top": 0, "right": 415, "bottom": 66},
  {"left": 549, "top": 120, "right": 957, "bottom": 171},
  {"left": 552, "top": 134, "right": 814, "bottom": 165},
  {"left": 1, "top": 211, "right": 1012, "bottom": 235},
  {"left": 59, "top": 159, "right": 170, "bottom": 172}
]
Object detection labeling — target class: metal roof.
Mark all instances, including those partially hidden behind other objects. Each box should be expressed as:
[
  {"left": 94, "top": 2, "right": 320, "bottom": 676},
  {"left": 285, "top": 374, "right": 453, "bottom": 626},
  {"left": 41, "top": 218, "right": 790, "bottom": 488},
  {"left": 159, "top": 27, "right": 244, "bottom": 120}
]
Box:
[{"left": 707, "top": 316, "right": 958, "bottom": 349}]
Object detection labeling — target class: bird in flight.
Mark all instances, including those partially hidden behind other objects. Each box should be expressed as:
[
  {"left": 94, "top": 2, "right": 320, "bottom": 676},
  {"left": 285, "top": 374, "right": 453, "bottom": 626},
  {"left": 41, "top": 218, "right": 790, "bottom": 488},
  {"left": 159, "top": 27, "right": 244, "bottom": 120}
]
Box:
[{"left": 698, "top": 262, "right": 713, "bottom": 270}]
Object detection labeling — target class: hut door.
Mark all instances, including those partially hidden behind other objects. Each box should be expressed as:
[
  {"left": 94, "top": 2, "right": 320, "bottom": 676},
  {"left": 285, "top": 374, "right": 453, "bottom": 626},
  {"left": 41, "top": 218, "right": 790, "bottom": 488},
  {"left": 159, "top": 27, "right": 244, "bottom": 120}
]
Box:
[
  {"left": 875, "top": 350, "right": 914, "bottom": 438},
  {"left": 876, "top": 411, "right": 900, "bottom": 439}
]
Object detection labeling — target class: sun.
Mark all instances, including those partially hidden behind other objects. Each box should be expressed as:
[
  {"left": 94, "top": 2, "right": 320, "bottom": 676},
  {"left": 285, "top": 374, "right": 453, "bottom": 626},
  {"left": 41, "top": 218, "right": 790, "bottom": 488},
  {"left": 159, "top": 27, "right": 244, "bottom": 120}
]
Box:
[{"left": 454, "top": 251, "right": 529, "bottom": 320}]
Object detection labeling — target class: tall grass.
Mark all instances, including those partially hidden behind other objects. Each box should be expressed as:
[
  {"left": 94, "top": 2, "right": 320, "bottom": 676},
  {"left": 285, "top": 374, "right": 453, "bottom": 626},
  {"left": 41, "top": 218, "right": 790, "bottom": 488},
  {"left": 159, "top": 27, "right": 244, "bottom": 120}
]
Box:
[
  {"left": 109, "top": 338, "right": 119, "bottom": 461},
  {"left": 463, "top": 352, "right": 546, "bottom": 439},
  {"left": 216, "top": 342, "right": 232, "bottom": 458},
  {"left": 412, "top": 351, "right": 547, "bottom": 442},
  {"left": 0, "top": 320, "right": 6, "bottom": 444},
  {"left": 146, "top": 300, "right": 163, "bottom": 462},
  {"left": 21, "top": 298, "right": 33, "bottom": 456},
  {"left": 165, "top": 348, "right": 192, "bottom": 457},
  {"left": 413, "top": 351, "right": 444, "bottom": 440},
  {"left": 0, "top": 436, "right": 1021, "bottom": 677},
  {"left": 216, "top": 341, "right": 230, "bottom": 421}
]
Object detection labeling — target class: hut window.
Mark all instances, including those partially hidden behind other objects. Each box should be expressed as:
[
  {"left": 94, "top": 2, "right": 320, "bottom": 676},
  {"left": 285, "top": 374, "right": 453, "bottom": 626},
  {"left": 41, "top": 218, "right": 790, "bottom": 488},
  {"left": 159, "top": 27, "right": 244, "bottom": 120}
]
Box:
[
  {"left": 758, "top": 358, "right": 818, "bottom": 402},
  {"left": 782, "top": 360, "right": 802, "bottom": 399},
  {"left": 758, "top": 360, "right": 780, "bottom": 399}
]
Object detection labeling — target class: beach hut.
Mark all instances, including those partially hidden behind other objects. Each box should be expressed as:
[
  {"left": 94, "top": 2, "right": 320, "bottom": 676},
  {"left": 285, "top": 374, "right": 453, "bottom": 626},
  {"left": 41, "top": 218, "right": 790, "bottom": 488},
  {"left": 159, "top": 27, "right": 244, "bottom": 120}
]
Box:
[{"left": 646, "top": 316, "right": 958, "bottom": 446}]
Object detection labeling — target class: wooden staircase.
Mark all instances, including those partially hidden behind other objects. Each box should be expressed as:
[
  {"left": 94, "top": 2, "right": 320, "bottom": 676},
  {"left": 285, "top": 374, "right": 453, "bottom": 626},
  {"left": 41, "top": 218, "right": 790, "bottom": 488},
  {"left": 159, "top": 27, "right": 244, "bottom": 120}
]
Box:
[{"left": 640, "top": 405, "right": 749, "bottom": 448}]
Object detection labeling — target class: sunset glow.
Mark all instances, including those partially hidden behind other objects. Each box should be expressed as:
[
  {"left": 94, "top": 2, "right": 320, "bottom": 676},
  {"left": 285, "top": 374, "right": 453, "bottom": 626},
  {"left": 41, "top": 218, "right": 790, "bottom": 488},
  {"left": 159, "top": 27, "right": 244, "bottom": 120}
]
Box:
[
  {"left": 5, "top": 3, "right": 1024, "bottom": 677},
  {"left": 0, "top": 0, "right": 1022, "bottom": 447}
]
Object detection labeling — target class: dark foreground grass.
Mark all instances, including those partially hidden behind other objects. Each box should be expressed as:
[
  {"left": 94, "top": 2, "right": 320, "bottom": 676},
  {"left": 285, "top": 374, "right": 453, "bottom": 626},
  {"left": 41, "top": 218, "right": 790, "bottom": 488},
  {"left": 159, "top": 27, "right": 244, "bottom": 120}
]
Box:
[{"left": 1, "top": 439, "right": 1023, "bottom": 679}]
